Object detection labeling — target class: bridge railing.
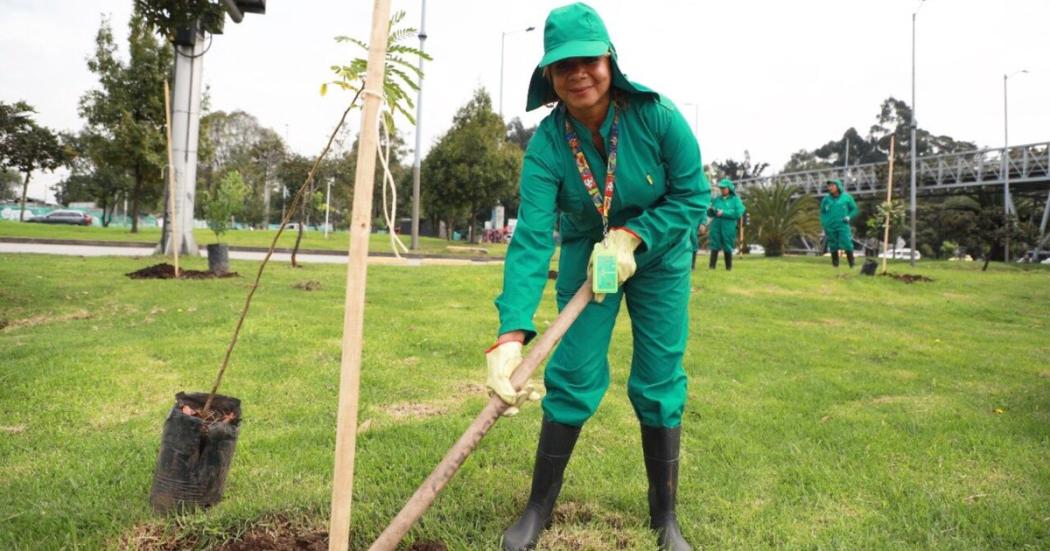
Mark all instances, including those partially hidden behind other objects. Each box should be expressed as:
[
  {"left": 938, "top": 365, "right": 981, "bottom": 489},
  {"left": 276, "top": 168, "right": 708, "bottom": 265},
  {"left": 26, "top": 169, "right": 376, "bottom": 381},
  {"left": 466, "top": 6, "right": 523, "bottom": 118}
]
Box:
[{"left": 735, "top": 140, "right": 1050, "bottom": 196}]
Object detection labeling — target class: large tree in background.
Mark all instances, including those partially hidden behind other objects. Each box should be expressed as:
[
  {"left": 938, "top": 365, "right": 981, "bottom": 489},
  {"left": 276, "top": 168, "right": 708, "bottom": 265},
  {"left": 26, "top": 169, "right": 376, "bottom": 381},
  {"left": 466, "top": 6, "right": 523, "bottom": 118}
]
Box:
[
  {"left": 197, "top": 110, "right": 288, "bottom": 226},
  {"left": 423, "top": 88, "right": 522, "bottom": 242},
  {"left": 55, "top": 130, "right": 129, "bottom": 226},
  {"left": 0, "top": 101, "right": 66, "bottom": 220},
  {"left": 782, "top": 97, "right": 979, "bottom": 173},
  {"left": 79, "top": 12, "right": 171, "bottom": 232},
  {"left": 709, "top": 151, "right": 769, "bottom": 183}
]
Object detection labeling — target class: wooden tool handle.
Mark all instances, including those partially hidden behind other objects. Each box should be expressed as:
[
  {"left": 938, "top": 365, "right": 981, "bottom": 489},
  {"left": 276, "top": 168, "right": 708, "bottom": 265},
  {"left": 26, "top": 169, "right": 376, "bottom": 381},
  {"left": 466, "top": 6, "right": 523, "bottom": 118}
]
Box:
[{"left": 368, "top": 282, "right": 594, "bottom": 550}]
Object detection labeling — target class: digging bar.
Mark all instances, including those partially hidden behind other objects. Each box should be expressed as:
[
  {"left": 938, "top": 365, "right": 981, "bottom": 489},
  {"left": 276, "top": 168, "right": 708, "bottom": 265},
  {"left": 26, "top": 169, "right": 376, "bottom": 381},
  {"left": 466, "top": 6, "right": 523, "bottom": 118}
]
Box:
[{"left": 368, "top": 281, "right": 595, "bottom": 550}]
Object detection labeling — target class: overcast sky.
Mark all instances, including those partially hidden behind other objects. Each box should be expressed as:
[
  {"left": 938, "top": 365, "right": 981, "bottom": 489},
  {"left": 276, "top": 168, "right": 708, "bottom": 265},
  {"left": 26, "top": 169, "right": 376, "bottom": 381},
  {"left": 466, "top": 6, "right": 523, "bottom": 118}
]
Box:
[{"left": 3, "top": 0, "right": 1049, "bottom": 203}]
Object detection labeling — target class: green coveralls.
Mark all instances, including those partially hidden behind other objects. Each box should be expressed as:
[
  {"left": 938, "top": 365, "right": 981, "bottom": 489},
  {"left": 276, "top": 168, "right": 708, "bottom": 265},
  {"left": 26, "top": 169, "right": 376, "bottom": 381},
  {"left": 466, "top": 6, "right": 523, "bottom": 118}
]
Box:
[
  {"left": 708, "top": 179, "right": 745, "bottom": 252},
  {"left": 820, "top": 179, "right": 858, "bottom": 252},
  {"left": 495, "top": 91, "right": 709, "bottom": 428}
]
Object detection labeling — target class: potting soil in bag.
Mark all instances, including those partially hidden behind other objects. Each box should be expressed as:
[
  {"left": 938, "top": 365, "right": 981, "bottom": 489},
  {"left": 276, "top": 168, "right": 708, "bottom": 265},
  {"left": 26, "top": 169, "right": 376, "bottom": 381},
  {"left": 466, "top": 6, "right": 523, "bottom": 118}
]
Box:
[{"left": 149, "top": 392, "right": 241, "bottom": 512}]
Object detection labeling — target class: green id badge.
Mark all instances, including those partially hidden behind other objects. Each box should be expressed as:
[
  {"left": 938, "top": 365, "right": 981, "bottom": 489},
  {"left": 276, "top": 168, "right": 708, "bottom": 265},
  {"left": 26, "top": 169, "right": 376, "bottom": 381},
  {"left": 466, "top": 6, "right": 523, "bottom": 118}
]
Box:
[{"left": 593, "top": 250, "right": 619, "bottom": 294}]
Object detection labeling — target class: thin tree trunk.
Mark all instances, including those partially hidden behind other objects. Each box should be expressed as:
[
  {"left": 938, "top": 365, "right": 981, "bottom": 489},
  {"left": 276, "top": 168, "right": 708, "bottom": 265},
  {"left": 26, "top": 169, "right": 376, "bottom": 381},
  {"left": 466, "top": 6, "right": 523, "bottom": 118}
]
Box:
[
  {"left": 291, "top": 192, "right": 306, "bottom": 268},
  {"left": 130, "top": 167, "right": 142, "bottom": 233},
  {"left": 99, "top": 196, "right": 109, "bottom": 227},
  {"left": 18, "top": 172, "right": 30, "bottom": 221}
]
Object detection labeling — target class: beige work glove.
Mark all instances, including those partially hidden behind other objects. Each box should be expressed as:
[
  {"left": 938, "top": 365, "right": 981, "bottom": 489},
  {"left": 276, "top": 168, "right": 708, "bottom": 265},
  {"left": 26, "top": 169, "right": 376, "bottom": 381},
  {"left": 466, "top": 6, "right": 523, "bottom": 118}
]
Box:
[
  {"left": 485, "top": 341, "right": 542, "bottom": 416},
  {"left": 588, "top": 228, "right": 642, "bottom": 303}
]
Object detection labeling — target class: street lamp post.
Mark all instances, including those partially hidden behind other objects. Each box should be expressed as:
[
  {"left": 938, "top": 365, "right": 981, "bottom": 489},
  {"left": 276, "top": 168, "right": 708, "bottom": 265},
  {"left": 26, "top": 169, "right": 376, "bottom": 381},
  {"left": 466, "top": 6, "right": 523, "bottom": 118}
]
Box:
[
  {"left": 410, "top": 0, "right": 428, "bottom": 250},
  {"left": 1003, "top": 69, "right": 1028, "bottom": 263},
  {"left": 499, "top": 26, "right": 536, "bottom": 119},
  {"left": 909, "top": 0, "right": 926, "bottom": 267}
]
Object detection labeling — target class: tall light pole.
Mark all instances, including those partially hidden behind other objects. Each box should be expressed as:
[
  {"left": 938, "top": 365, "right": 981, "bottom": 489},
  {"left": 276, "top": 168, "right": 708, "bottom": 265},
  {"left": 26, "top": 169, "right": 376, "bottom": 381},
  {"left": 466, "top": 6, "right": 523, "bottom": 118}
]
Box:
[
  {"left": 1003, "top": 69, "right": 1029, "bottom": 263},
  {"left": 410, "top": 0, "right": 428, "bottom": 250},
  {"left": 909, "top": 0, "right": 926, "bottom": 267},
  {"left": 499, "top": 26, "right": 536, "bottom": 119}
]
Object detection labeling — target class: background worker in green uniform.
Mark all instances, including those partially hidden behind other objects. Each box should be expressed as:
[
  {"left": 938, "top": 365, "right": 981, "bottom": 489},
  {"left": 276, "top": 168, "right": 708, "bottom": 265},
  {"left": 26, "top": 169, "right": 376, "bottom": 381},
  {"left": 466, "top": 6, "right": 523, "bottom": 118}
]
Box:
[
  {"left": 707, "top": 178, "right": 745, "bottom": 270},
  {"left": 484, "top": 4, "right": 708, "bottom": 550},
  {"left": 820, "top": 179, "right": 858, "bottom": 268}
]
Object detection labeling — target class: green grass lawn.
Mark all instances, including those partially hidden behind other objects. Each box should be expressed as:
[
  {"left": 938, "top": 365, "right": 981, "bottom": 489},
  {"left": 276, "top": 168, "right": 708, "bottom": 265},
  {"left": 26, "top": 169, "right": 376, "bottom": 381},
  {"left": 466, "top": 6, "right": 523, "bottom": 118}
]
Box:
[
  {"left": 0, "top": 220, "right": 508, "bottom": 257},
  {"left": 0, "top": 254, "right": 1047, "bottom": 550}
]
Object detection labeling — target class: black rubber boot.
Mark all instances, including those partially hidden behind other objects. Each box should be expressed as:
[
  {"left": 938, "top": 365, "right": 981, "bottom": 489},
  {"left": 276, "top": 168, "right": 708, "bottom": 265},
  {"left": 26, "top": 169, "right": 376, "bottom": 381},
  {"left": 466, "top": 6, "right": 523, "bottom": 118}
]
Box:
[
  {"left": 708, "top": 250, "right": 718, "bottom": 269},
  {"left": 831, "top": 250, "right": 840, "bottom": 267},
  {"left": 501, "top": 418, "right": 582, "bottom": 551},
  {"left": 724, "top": 250, "right": 733, "bottom": 271},
  {"left": 846, "top": 250, "right": 855, "bottom": 268},
  {"left": 641, "top": 425, "right": 692, "bottom": 551}
]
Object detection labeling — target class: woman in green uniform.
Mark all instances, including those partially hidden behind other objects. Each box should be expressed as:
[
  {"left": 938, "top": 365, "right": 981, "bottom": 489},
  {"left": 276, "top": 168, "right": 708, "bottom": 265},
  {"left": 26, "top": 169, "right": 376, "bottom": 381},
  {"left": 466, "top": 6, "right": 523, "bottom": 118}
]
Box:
[
  {"left": 820, "top": 179, "right": 858, "bottom": 268},
  {"left": 484, "top": 4, "right": 708, "bottom": 550},
  {"left": 707, "top": 178, "right": 745, "bottom": 270}
]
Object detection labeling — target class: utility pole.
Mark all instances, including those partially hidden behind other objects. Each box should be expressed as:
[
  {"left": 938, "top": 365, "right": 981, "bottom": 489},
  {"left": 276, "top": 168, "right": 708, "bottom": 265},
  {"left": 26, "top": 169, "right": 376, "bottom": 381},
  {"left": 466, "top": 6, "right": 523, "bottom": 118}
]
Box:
[
  {"left": 909, "top": 1, "right": 925, "bottom": 267},
  {"left": 1003, "top": 69, "right": 1029, "bottom": 263},
  {"left": 157, "top": 28, "right": 206, "bottom": 256},
  {"left": 411, "top": 0, "right": 427, "bottom": 250}
]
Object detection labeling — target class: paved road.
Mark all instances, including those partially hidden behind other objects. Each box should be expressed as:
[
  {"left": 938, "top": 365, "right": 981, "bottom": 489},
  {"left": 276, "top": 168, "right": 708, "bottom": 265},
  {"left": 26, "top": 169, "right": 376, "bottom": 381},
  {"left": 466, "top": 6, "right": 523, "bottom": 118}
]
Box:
[{"left": 0, "top": 241, "right": 499, "bottom": 266}]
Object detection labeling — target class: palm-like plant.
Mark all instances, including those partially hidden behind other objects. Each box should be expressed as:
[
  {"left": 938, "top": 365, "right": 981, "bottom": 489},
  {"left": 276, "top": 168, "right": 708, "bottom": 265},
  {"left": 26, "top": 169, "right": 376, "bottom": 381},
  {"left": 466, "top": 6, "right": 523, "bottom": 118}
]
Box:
[
  {"left": 323, "top": 10, "right": 430, "bottom": 131},
  {"left": 742, "top": 183, "right": 821, "bottom": 256}
]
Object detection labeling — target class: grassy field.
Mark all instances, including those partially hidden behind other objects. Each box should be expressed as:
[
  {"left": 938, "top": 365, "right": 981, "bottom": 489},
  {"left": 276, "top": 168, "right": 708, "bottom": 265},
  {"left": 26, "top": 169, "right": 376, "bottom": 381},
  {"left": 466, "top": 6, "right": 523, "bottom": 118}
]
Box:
[
  {"left": 0, "top": 253, "right": 1048, "bottom": 550},
  {"left": 0, "top": 220, "right": 508, "bottom": 257}
]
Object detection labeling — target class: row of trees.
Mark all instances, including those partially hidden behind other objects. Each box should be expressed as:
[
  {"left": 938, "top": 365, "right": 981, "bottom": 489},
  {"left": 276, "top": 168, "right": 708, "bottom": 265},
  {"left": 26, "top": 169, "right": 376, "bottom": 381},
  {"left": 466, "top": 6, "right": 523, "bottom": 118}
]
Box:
[{"left": 7, "top": 4, "right": 522, "bottom": 244}]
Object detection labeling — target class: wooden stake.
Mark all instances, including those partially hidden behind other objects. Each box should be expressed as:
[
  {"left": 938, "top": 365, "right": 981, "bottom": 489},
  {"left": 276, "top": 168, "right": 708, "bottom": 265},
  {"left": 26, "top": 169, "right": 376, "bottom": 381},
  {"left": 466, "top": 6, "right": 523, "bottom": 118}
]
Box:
[
  {"left": 880, "top": 136, "right": 896, "bottom": 274},
  {"left": 163, "top": 80, "right": 179, "bottom": 277},
  {"left": 328, "top": 0, "right": 391, "bottom": 549},
  {"left": 369, "top": 282, "right": 595, "bottom": 550}
]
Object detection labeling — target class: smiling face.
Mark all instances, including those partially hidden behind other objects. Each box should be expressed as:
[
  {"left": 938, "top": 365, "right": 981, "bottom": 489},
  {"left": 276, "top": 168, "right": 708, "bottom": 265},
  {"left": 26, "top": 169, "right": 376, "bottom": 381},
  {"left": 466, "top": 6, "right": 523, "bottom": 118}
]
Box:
[
  {"left": 720, "top": 187, "right": 731, "bottom": 198},
  {"left": 550, "top": 55, "right": 612, "bottom": 124}
]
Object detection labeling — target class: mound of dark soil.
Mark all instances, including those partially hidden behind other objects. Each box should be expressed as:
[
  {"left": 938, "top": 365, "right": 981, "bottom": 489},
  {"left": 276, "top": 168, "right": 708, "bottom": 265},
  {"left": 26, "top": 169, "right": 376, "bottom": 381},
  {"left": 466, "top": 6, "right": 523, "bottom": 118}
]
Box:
[
  {"left": 126, "top": 263, "right": 239, "bottom": 280},
  {"left": 881, "top": 272, "right": 934, "bottom": 283}
]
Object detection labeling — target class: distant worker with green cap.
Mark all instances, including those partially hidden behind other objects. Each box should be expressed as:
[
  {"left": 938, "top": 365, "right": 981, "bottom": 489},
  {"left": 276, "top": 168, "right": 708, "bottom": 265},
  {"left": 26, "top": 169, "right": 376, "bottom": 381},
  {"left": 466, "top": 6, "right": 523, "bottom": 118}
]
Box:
[
  {"left": 484, "top": 3, "right": 707, "bottom": 550},
  {"left": 820, "top": 179, "right": 858, "bottom": 268},
  {"left": 707, "top": 178, "right": 745, "bottom": 270}
]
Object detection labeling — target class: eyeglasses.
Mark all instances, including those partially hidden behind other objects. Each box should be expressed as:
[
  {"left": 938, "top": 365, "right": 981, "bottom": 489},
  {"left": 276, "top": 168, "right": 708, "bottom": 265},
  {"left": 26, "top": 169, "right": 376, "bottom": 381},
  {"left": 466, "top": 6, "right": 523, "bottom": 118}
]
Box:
[{"left": 550, "top": 55, "right": 607, "bottom": 76}]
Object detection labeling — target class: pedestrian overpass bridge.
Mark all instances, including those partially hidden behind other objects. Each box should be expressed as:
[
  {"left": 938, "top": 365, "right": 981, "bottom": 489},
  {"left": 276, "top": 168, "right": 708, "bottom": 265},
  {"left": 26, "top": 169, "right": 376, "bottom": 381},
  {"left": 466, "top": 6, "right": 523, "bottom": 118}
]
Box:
[
  {"left": 735, "top": 140, "right": 1050, "bottom": 246},
  {"left": 735, "top": 141, "right": 1050, "bottom": 198}
]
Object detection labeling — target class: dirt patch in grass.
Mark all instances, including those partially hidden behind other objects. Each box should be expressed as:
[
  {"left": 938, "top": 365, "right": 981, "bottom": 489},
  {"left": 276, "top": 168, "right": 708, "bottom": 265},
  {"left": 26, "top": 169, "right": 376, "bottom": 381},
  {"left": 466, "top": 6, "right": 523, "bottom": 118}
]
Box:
[
  {"left": 1, "top": 424, "right": 27, "bottom": 434},
  {"left": 382, "top": 402, "right": 448, "bottom": 420},
  {"left": 881, "top": 272, "right": 933, "bottom": 283},
  {"left": 126, "top": 263, "right": 239, "bottom": 280},
  {"left": 1, "top": 309, "right": 92, "bottom": 332},
  {"left": 537, "top": 501, "right": 634, "bottom": 550},
  {"left": 120, "top": 516, "right": 445, "bottom": 551},
  {"left": 456, "top": 382, "right": 488, "bottom": 395}
]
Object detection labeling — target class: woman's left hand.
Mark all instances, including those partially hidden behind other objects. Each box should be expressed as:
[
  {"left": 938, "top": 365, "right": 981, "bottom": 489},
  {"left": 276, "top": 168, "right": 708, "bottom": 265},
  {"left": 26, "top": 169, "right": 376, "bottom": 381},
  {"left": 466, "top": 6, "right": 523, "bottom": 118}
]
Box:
[{"left": 588, "top": 228, "right": 641, "bottom": 302}]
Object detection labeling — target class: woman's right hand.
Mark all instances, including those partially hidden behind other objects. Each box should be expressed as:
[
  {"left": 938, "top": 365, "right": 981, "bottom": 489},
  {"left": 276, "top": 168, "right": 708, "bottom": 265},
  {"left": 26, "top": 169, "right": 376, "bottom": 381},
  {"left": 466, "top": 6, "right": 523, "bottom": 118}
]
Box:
[{"left": 485, "top": 334, "right": 541, "bottom": 416}]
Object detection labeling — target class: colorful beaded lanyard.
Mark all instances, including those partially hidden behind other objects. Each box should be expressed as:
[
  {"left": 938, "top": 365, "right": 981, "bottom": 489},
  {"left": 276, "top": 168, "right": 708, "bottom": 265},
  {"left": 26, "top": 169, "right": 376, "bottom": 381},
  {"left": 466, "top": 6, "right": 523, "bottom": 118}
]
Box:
[{"left": 563, "top": 104, "right": 620, "bottom": 238}]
